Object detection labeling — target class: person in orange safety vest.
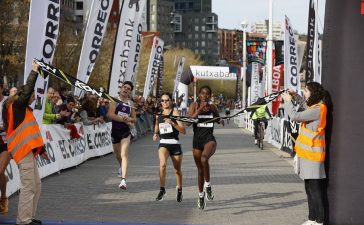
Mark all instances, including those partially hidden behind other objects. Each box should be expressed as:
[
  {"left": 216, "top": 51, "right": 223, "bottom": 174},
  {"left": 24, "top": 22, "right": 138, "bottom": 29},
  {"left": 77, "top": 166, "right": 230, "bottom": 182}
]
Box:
[
  {"left": 282, "top": 82, "right": 330, "bottom": 225},
  {"left": 2, "top": 60, "right": 48, "bottom": 225}
]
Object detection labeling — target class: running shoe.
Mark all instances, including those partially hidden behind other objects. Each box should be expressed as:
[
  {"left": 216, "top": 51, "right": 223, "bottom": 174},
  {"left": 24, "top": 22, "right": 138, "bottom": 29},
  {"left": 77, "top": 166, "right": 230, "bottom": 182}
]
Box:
[
  {"left": 156, "top": 189, "right": 166, "bottom": 201},
  {"left": 176, "top": 187, "right": 183, "bottom": 202},
  {"left": 118, "top": 179, "right": 127, "bottom": 190},
  {"left": 117, "top": 167, "right": 122, "bottom": 178},
  {"left": 0, "top": 197, "right": 8, "bottom": 214},
  {"left": 197, "top": 193, "right": 206, "bottom": 210},
  {"left": 205, "top": 185, "right": 214, "bottom": 201}
]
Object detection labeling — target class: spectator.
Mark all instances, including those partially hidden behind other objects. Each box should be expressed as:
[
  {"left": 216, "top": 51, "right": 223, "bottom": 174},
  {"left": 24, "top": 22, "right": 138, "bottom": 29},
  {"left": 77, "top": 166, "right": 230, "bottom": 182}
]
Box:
[
  {"left": 9, "top": 87, "right": 17, "bottom": 96},
  {"left": 80, "top": 97, "right": 103, "bottom": 126},
  {"left": 0, "top": 77, "right": 9, "bottom": 214}
]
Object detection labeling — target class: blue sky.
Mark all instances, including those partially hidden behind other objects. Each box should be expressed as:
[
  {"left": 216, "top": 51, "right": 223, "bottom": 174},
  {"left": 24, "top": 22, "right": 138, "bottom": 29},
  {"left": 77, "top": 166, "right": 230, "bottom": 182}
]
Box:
[{"left": 211, "top": 0, "right": 326, "bottom": 34}]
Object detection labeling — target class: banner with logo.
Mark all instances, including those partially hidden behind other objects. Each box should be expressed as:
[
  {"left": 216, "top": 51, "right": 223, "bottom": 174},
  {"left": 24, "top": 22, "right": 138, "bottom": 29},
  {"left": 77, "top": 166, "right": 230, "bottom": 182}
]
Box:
[
  {"left": 189, "top": 66, "right": 237, "bottom": 80},
  {"left": 284, "top": 15, "right": 301, "bottom": 94},
  {"left": 124, "top": 0, "right": 146, "bottom": 84},
  {"left": 5, "top": 123, "right": 113, "bottom": 197},
  {"left": 24, "top": 0, "right": 60, "bottom": 125},
  {"left": 75, "top": 0, "right": 113, "bottom": 96},
  {"left": 173, "top": 57, "right": 186, "bottom": 97},
  {"left": 271, "top": 64, "right": 283, "bottom": 115},
  {"left": 109, "top": 0, "right": 146, "bottom": 97},
  {"left": 246, "top": 40, "right": 267, "bottom": 65},
  {"left": 250, "top": 62, "right": 260, "bottom": 105},
  {"left": 143, "top": 36, "right": 164, "bottom": 99},
  {"left": 156, "top": 55, "right": 164, "bottom": 98},
  {"left": 305, "top": 0, "right": 317, "bottom": 83}
]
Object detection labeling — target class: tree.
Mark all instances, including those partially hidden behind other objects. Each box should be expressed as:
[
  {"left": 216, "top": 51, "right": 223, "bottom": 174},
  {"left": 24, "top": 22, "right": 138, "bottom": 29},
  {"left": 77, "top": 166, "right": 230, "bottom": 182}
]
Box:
[
  {"left": 0, "top": 0, "right": 29, "bottom": 87},
  {"left": 136, "top": 45, "right": 204, "bottom": 96}
]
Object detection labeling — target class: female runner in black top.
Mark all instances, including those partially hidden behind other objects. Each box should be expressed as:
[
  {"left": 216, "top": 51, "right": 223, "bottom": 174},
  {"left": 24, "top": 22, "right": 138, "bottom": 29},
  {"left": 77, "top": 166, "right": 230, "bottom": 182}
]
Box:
[
  {"left": 188, "top": 86, "right": 223, "bottom": 210},
  {"left": 153, "top": 93, "right": 186, "bottom": 202}
]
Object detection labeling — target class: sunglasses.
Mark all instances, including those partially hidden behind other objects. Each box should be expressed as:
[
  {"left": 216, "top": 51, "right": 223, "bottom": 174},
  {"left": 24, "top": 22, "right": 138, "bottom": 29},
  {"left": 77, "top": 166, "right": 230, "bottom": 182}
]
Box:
[{"left": 161, "top": 99, "right": 170, "bottom": 103}]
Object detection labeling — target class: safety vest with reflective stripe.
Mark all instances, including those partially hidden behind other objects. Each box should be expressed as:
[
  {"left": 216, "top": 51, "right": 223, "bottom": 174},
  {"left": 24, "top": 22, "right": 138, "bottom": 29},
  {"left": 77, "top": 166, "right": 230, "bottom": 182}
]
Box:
[
  {"left": 252, "top": 106, "right": 269, "bottom": 120},
  {"left": 294, "top": 103, "right": 327, "bottom": 162},
  {"left": 6, "top": 103, "right": 44, "bottom": 164}
]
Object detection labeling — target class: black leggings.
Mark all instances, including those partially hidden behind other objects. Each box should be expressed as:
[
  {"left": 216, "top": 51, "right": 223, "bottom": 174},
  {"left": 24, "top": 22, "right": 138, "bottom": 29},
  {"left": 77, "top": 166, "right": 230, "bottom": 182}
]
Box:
[
  {"left": 253, "top": 118, "right": 268, "bottom": 139},
  {"left": 305, "top": 179, "right": 326, "bottom": 223}
]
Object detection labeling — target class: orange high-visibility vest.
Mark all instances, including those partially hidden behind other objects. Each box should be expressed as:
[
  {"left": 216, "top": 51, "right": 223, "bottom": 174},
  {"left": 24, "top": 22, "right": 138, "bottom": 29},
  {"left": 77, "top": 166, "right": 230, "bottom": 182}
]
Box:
[
  {"left": 294, "top": 103, "right": 327, "bottom": 162},
  {"left": 6, "top": 103, "right": 44, "bottom": 164}
]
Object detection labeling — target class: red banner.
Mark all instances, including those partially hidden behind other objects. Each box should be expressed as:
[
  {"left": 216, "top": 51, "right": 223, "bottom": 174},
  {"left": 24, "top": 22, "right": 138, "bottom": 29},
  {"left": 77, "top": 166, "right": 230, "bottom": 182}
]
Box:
[{"left": 271, "top": 64, "right": 283, "bottom": 115}]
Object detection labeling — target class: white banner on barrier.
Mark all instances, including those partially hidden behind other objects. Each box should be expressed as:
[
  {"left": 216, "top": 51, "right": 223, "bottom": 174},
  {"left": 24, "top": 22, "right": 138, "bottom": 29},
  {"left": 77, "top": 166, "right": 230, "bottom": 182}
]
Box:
[{"left": 5, "top": 123, "right": 113, "bottom": 197}]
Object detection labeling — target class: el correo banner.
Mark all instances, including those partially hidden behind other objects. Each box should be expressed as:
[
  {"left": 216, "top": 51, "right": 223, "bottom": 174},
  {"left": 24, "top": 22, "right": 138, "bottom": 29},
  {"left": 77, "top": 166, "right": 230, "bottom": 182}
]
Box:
[
  {"left": 284, "top": 15, "right": 301, "bottom": 94},
  {"left": 75, "top": 0, "right": 113, "bottom": 96},
  {"left": 143, "top": 36, "right": 164, "bottom": 99},
  {"left": 190, "top": 66, "right": 237, "bottom": 80},
  {"left": 24, "top": 0, "right": 60, "bottom": 125},
  {"left": 109, "top": 0, "right": 145, "bottom": 97},
  {"left": 5, "top": 123, "right": 113, "bottom": 197}
]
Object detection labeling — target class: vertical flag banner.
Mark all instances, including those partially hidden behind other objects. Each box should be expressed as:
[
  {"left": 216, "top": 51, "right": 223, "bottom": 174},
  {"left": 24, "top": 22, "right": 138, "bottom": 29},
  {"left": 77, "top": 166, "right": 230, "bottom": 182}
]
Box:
[
  {"left": 246, "top": 41, "right": 267, "bottom": 65},
  {"left": 75, "top": 0, "right": 113, "bottom": 96},
  {"left": 124, "top": 0, "right": 146, "bottom": 84},
  {"left": 143, "top": 36, "right": 164, "bottom": 99},
  {"left": 24, "top": 0, "right": 60, "bottom": 124},
  {"left": 284, "top": 15, "right": 301, "bottom": 94},
  {"left": 305, "top": 0, "right": 317, "bottom": 83},
  {"left": 271, "top": 64, "right": 283, "bottom": 115},
  {"left": 173, "top": 56, "right": 186, "bottom": 97},
  {"left": 156, "top": 55, "right": 164, "bottom": 99},
  {"left": 250, "top": 62, "right": 260, "bottom": 105},
  {"left": 259, "top": 67, "right": 266, "bottom": 98},
  {"left": 108, "top": 0, "right": 146, "bottom": 97}
]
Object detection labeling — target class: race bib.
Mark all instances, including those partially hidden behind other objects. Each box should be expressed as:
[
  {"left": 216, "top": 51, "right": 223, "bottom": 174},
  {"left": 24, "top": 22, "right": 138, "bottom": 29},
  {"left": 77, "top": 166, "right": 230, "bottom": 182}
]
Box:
[
  {"left": 159, "top": 122, "right": 173, "bottom": 134},
  {"left": 197, "top": 115, "right": 214, "bottom": 127},
  {"left": 118, "top": 111, "right": 129, "bottom": 117}
]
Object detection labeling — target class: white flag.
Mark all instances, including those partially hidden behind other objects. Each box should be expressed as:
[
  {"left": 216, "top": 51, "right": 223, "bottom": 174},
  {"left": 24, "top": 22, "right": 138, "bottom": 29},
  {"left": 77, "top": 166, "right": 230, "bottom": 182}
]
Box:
[
  {"left": 250, "top": 62, "right": 260, "bottom": 105},
  {"left": 24, "top": 0, "right": 60, "bottom": 125},
  {"left": 173, "top": 57, "right": 185, "bottom": 96},
  {"left": 143, "top": 36, "right": 164, "bottom": 99},
  {"left": 108, "top": 0, "right": 145, "bottom": 97},
  {"left": 75, "top": 0, "right": 113, "bottom": 96},
  {"left": 284, "top": 15, "right": 301, "bottom": 94}
]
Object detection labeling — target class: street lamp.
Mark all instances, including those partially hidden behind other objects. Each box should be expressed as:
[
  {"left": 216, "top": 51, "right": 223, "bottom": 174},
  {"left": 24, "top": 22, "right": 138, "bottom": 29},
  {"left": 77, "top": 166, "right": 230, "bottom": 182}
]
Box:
[{"left": 241, "top": 20, "right": 248, "bottom": 109}]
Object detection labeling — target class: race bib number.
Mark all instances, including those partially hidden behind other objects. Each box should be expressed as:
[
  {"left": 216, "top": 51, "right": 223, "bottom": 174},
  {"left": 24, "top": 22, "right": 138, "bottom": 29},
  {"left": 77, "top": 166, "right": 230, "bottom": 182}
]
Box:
[
  {"left": 197, "top": 122, "right": 213, "bottom": 127},
  {"left": 118, "top": 111, "right": 129, "bottom": 117},
  {"left": 159, "top": 122, "right": 173, "bottom": 134},
  {"left": 197, "top": 115, "right": 214, "bottom": 127}
]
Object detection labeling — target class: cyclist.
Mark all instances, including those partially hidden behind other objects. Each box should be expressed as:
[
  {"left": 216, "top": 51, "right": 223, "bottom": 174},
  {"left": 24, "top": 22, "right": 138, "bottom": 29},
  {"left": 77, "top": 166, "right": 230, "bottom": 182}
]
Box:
[{"left": 250, "top": 105, "right": 272, "bottom": 145}]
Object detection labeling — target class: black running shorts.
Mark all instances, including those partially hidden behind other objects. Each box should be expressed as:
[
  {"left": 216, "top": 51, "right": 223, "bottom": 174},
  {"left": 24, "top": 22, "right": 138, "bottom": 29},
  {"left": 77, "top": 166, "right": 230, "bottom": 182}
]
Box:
[
  {"left": 193, "top": 136, "right": 216, "bottom": 150},
  {"left": 158, "top": 143, "right": 183, "bottom": 156},
  {"left": 111, "top": 128, "right": 131, "bottom": 144}
]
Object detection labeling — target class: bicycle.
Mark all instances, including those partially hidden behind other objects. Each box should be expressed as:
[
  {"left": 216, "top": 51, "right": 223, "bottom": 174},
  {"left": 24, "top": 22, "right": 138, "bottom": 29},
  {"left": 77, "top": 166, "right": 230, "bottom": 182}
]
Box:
[{"left": 256, "top": 120, "right": 265, "bottom": 150}]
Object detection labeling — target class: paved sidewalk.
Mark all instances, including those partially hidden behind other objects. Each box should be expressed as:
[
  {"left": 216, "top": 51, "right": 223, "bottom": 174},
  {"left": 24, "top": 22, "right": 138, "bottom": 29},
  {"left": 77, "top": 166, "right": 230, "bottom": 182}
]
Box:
[{"left": 1, "top": 124, "right": 308, "bottom": 225}]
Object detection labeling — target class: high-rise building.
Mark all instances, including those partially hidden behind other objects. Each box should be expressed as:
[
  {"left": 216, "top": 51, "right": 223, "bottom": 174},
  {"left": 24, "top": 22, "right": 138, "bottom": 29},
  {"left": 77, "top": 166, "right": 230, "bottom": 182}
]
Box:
[
  {"left": 218, "top": 29, "right": 243, "bottom": 63},
  {"left": 174, "top": 0, "right": 211, "bottom": 13},
  {"left": 146, "top": 0, "right": 175, "bottom": 47},
  {"left": 173, "top": 0, "right": 218, "bottom": 65}
]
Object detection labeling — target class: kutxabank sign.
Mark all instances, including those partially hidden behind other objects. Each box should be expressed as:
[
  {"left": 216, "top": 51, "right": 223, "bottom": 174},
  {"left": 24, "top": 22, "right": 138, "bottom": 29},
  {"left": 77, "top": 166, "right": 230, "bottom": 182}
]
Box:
[{"left": 190, "top": 66, "right": 237, "bottom": 80}]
